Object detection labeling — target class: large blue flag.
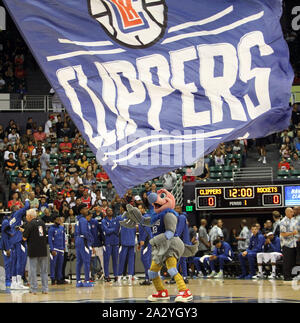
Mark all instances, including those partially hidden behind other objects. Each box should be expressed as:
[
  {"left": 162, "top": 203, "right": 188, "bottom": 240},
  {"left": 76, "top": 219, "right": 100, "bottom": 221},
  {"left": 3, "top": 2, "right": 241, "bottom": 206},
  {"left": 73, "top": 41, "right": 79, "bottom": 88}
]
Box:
[{"left": 4, "top": 0, "right": 293, "bottom": 195}]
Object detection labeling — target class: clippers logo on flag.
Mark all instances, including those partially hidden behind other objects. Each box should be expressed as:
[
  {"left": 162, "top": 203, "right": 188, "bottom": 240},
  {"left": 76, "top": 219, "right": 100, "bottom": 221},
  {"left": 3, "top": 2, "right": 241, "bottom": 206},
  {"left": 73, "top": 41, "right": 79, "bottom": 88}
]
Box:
[
  {"left": 3, "top": 0, "right": 294, "bottom": 195},
  {"left": 88, "top": 0, "right": 167, "bottom": 48}
]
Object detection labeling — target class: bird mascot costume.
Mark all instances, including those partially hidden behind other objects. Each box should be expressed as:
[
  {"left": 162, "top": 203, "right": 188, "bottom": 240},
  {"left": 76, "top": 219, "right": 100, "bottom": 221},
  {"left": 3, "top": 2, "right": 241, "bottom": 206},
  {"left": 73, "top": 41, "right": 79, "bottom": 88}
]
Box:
[{"left": 120, "top": 189, "right": 198, "bottom": 302}]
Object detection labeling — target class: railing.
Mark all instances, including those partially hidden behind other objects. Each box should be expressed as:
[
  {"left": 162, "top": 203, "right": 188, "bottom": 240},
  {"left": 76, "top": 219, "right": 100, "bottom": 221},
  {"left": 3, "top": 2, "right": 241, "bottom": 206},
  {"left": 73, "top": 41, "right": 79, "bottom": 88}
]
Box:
[
  {"left": 172, "top": 175, "right": 184, "bottom": 206},
  {"left": 0, "top": 94, "right": 65, "bottom": 112},
  {"left": 233, "top": 167, "right": 273, "bottom": 184}
]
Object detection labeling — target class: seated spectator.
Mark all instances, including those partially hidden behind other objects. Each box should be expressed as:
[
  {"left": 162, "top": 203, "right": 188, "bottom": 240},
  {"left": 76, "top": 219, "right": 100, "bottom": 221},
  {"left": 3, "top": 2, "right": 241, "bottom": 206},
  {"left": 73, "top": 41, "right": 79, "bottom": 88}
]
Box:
[
  {"left": 19, "top": 184, "right": 29, "bottom": 203},
  {"left": 99, "top": 199, "right": 108, "bottom": 217},
  {"left": 0, "top": 125, "right": 5, "bottom": 142},
  {"left": 60, "top": 122, "right": 71, "bottom": 138},
  {"left": 4, "top": 145, "right": 15, "bottom": 160},
  {"left": 4, "top": 153, "right": 18, "bottom": 171},
  {"left": 41, "top": 178, "right": 52, "bottom": 197},
  {"left": 60, "top": 152, "right": 70, "bottom": 165},
  {"left": 229, "top": 157, "right": 238, "bottom": 167},
  {"left": 56, "top": 172, "right": 66, "bottom": 187},
  {"left": 280, "top": 144, "right": 292, "bottom": 159},
  {"left": 8, "top": 128, "right": 20, "bottom": 144},
  {"left": 214, "top": 150, "right": 225, "bottom": 166},
  {"left": 124, "top": 189, "right": 134, "bottom": 205},
  {"left": 28, "top": 169, "right": 40, "bottom": 186},
  {"left": 204, "top": 238, "right": 234, "bottom": 279},
  {"left": 81, "top": 189, "right": 92, "bottom": 209},
  {"left": 7, "top": 192, "right": 23, "bottom": 210},
  {"left": 39, "top": 195, "right": 49, "bottom": 212},
  {"left": 28, "top": 191, "right": 40, "bottom": 209},
  {"left": 54, "top": 192, "right": 65, "bottom": 212},
  {"left": 41, "top": 208, "right": 54, "bottom": 223},
  {"left": 69, "top": 172, "right": 83, "bottom": 190},
  {"left": 59, "top": 136, "right": 72, "bottom": 153},
  {"left": 103, "top": 180, "right": 116, "bottom": 203},
  {"left": 238, "top": 224, "right": 265, "bottom": 279},
  {"left": 96, "top": 166, "right": 109, "bottom": 182},
  {"left": 32, "top": 141, "right": 45, "bottom": 157},
  {"left": 232, "top": 140, "right": 242, "bottom": 153},
  {"left": 77, "top": 155, "right": 89, "bottom": 171},
  {"left": 90, "top": 158, "right": 98, "bottom": 173},
  {"left": 280, "top": 130, "right": 293, "bottom": 145},
  {"left": 19, "top": 155, "right": 30, "bottom": 171},
  {"left": 182, "top": 168, "right": 196, "bottom": 182},
  {"left": 47, "top": 127, "right": 57, "bottom": 141},
  {"left": 83, "top": 171, "right": 96, "bottom": 186},
  {"left": 293, "top": 130, "right": 300, "bottom": 152},
  {"left": 255, "top": 232, "right": 282, "bottom": 279},
  {"left": 291, "top": 152, "right": 300, "bottom": 170},
  {"left": 278, "top": 157, "right": 291, "bottom": 170},
  {"left": 33, "top": 126, "right": 47, "bottom": 143},
  {"left": 50, "top": 141, "right": 58, "bottom": 155},
  {"left": 66, "top": 159, "right": 81, "bottom": 175},
  {"left": 91, "top": 189, "right": 104, "bottom": 208}
]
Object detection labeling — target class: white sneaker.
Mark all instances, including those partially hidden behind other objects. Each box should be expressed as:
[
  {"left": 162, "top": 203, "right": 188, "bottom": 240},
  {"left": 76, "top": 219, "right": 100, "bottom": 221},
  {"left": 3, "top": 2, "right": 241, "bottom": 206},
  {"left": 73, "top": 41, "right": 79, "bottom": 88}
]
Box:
[
  {"left": 215, "top": 271, "right": 224, "bottom": 279},
  {"left": 208, "top": 271, "right": 217, "bottom": 278},
  {"left": 253, "top": 273, "right": 264, "bottom": 279},
  {"left": 15, "top": 283, "right": 29, "bottom": 290},
  {"left": 10, "top": 281, "right": 18, "bottom": 290},
  {"left": 293, "top": 274, "right": 300, "bottom": 281},
  {"left": 268, "top": 273, "right": 276, "bottom": 280},
  {"left": 263, "top": 157, "right": 266, "bottom": 164},
  {"left": 258, "top": 157, "right": 262, "bottom": 162}
]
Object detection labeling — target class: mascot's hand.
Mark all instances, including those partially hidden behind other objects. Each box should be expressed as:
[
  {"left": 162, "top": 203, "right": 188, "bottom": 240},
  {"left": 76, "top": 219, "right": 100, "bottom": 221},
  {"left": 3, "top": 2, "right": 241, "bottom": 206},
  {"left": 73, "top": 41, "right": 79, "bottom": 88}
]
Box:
[
  {"left": 125, "top": 204, "right": 143, "bottom": 224},
  {"left": 119, "top": 213, "right": 137, "bottom": 229}
]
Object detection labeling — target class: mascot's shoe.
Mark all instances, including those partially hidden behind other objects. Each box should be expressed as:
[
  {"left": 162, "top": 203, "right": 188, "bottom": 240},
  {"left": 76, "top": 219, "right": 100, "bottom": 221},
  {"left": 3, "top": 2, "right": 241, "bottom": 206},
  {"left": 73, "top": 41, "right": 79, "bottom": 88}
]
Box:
[
  {"left": 148, "top": 289, "right": 170, "bottom": 302},
  {"left": 175, "top": 289, "right": 193, "bottom": 303}
]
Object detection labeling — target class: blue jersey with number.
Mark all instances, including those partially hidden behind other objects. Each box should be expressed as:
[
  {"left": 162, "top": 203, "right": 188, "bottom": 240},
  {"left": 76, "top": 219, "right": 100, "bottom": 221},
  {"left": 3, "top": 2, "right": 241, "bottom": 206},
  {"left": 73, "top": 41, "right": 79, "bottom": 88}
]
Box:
[{"left": 150, "top": 208, "right": 179, "bottom": 237}]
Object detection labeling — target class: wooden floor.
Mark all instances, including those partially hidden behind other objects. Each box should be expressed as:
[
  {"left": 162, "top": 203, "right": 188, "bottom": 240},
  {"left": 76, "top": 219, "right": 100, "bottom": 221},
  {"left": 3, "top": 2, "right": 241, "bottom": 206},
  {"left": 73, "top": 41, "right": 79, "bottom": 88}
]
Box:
[{"left": 2, "top": 278, "right": 300, "bottom": 303}]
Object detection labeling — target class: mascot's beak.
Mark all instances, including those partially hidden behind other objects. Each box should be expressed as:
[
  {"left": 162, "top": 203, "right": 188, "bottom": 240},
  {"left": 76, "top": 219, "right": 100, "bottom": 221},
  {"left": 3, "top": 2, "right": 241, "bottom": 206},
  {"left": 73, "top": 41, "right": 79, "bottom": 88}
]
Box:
[{"left": 148, "top": 193, "right": 158, "bottom": 205}]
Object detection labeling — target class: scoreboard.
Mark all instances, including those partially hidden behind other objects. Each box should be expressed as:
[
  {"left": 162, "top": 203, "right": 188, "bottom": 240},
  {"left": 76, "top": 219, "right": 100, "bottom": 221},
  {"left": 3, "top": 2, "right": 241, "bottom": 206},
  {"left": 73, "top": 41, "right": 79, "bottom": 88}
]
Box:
[{"left": 195, "top": 185, "right": 284, "bottom": 210}]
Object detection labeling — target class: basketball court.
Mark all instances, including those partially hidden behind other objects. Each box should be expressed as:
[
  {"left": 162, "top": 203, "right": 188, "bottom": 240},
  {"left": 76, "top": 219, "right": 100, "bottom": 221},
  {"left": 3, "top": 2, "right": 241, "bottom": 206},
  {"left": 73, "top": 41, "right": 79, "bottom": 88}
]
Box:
[{"left": 1, "top": 278, "right": 300, "bottom": 303}]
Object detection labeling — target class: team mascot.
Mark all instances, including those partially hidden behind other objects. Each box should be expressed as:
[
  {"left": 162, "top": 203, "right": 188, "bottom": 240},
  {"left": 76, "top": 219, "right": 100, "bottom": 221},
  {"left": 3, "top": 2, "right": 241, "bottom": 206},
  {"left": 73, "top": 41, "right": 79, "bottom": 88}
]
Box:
[{"left": 120, "top": 189, "right": 198, "bottom": 302}]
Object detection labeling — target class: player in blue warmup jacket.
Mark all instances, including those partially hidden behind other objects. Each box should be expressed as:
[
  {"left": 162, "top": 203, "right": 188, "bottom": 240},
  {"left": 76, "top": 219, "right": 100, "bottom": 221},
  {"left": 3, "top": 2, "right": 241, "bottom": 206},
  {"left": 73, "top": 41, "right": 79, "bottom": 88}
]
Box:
[
  {"left": 75, "top": 204, "right": 94, "bottom": 287},
  {"left": 90, "top": 215, "right": 105, "bottom": 281},
  {"left": 102, "top": 207, "right": 120, "bottom": 282},
  {"left": 9, "top": 200, "right": 30, "bottom": 290},
  {"left": 1, "top": 213, "right": 13, "bottom": 288},
  {"left": 116, "top": 204, "right": 136, "bottom": 285},
  {"left": 238, "top": 224, "right": 265, "bottom": 279},
  {"left": 48, "top": 215, "right": 65, "bottom": 285},
  {"left": 205, "top": 239, "right": 233, "bottom": 279},
  {"left": 175, "top": 207, "right": 191, "bottom": 283},
  {"left": 137, "top": 204, "right": 153, "bottom": 286}
]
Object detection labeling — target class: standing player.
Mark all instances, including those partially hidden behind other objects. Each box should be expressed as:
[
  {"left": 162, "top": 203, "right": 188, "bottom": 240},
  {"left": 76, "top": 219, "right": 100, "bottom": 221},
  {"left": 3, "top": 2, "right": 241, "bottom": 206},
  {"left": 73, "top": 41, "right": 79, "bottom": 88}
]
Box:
[
  {"left": 1, "top": 212, "right": 13, "bottom": 288},
  {"left": 48, "top": 215, "right": 65, "bottom": 285},
  {"left": 116, "top": 204, "right": 137, "bottom": 285},
  {"left": 175, "top": 205, "right": 191, "bottom": 284},
  {"left": 75, "top": 204, "right": 94, "bottom": 287},
  {"left": 9, "top": 200, "right": 30, "bottom": 290},
  {"left": 137, "top": 204, "right": 153, "bottom": 286},
  {"left": 90, "top": 214, "right": 105, "bottom": 281},
  {"left": 102, "top": 207, "right": 120, "bottom": 282}
]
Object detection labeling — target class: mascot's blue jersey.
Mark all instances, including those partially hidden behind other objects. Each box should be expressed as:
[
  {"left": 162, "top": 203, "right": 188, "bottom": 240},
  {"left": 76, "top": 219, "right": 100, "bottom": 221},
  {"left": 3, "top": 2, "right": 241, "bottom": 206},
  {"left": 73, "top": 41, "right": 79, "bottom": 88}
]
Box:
[{"left": 151, "top": 208, "right": 179, "bottom": 237}]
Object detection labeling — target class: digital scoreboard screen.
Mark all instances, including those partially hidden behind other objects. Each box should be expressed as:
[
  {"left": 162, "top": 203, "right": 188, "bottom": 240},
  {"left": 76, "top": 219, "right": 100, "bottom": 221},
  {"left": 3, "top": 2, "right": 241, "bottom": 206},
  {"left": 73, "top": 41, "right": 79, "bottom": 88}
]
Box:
[
  {"left": 284, "top": 186, "right": 300, "bottom": 206},
  {"left": 195, "top": 185, "right": 283, "bottom": 210}
]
